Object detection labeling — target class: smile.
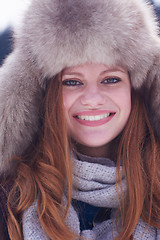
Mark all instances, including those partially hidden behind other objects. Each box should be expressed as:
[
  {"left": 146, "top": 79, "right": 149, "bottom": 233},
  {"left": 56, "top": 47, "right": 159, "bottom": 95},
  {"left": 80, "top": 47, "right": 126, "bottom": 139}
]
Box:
[
  {"left": 76, "top": 113, "right": 111, "bottom": 121},
  {"left": 73, "top": 111, "right": 115, "bottom": 127}
]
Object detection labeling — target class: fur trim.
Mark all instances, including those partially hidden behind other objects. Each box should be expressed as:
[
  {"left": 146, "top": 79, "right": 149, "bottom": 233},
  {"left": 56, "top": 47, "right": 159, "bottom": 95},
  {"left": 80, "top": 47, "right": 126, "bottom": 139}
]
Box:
[{"left": 0, "top": 0, "right": 160, "bottom": 174}]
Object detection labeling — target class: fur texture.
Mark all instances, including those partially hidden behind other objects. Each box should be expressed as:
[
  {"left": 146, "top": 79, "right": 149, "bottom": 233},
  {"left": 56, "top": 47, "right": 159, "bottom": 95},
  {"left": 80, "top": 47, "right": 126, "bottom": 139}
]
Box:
[{"left": 0, "top": 0, "right": 160, "bottom": 174}]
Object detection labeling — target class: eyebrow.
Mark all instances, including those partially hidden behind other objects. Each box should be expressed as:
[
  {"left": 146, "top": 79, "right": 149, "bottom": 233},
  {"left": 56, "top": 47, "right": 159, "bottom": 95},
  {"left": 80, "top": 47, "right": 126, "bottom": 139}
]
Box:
[
  {"left": 62, "top": 71, "right": 84, "bottom": 77},
  {"left": 62, "top": 67, "right": 126, "bottom": 77},
  {"left": 99, "top": 68, "right": 127, "bottom": 75}
]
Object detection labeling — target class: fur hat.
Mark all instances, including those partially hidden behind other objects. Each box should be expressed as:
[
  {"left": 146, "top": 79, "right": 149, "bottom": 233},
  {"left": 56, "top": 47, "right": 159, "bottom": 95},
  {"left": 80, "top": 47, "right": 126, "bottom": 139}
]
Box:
[{"left": 0, "top": 0, "right": 160, "bottom": 175}]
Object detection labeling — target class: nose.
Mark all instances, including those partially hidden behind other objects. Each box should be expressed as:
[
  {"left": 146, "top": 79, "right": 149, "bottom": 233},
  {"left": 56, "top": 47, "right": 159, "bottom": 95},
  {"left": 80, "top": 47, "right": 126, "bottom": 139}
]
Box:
[{"left": 80, "top": 86, "right": 105, "bottom": 108}]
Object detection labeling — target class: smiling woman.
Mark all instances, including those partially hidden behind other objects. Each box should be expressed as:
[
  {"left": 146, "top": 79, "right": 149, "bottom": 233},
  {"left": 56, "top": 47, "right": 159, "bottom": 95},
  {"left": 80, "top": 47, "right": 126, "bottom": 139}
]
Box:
[
  {"left": 62, "top": 63, "right": 131, "bottom": 156},
  {"left": 0, "top": 0, "right": 160, "bottom": 240}
]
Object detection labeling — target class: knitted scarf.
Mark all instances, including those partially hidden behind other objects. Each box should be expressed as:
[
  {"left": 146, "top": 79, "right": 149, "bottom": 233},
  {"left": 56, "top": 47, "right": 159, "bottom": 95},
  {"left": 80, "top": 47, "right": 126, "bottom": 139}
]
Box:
[{"left": 22, "top": 153, "right": 160, "bottom": 240}]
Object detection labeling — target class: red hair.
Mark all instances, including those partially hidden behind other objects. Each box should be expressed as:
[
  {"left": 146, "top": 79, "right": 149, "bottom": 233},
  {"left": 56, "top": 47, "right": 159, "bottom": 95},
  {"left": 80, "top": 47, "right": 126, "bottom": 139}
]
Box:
[{"left": 115, "top": 90, "right": 160, "bottom": 239}]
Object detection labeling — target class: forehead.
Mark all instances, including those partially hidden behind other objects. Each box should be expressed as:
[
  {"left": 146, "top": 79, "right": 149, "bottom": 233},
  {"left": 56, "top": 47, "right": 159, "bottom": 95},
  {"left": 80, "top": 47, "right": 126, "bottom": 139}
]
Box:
[{"left": 62, "top": 63, "right": 127, "bottom": 75}]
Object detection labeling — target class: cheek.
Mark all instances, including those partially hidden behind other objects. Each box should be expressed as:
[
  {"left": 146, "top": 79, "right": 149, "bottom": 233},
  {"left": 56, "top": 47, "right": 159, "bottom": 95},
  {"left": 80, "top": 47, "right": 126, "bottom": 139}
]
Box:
[
  {"left": 121, "top": 89, "right": 131, "bottom": 118},
  {"left": 113, "top": 87, "right": 131, "bottom": 114},
  {"left": 62, "top": 91, "right": 78, "bottom": 113},
  {"left": 62, "top": 94, "right": 72, "bottom": 131},
  {"left": 62, "top": 91, "right": 72, "bottom": 112}
]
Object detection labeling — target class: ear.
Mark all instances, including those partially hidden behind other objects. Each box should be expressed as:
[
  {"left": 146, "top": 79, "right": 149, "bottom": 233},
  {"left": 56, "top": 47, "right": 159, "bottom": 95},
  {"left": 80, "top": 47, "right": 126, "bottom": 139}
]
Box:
[
  {"left": 144, "top": 54, "right": 160, "bottom": 140},
  {"left": 0, "top": 48, "right": 44, "bottom": 176}
]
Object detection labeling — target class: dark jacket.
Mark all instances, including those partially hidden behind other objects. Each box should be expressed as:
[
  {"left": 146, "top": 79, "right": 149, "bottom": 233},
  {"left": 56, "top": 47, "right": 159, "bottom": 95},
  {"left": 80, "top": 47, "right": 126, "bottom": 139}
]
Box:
[
  {"left": 0, "top": 207, "right": 10, "bottom": 240},
  {"left": 0, "top": 185, "right": 11, "bottom": 240}
]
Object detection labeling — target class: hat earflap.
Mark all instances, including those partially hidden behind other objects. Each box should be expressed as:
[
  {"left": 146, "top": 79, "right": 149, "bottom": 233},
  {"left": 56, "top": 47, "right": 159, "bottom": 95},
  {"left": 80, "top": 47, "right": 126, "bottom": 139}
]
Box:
[
  {"left": 143, "top": 54, "right": 160, "bottom": 140},
  {"left": 0, "top": 49, "right": 45, "bottom": 176}
]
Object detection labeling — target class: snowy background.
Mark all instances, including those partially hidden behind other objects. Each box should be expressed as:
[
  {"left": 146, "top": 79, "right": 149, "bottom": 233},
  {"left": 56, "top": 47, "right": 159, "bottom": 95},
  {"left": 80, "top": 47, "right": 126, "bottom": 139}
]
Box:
[
  {"left": 154, "top": 0, "right": 160, "bottom": 5},
  {"left": 0, "top": 0, "right": 31, "bottom": 32}
]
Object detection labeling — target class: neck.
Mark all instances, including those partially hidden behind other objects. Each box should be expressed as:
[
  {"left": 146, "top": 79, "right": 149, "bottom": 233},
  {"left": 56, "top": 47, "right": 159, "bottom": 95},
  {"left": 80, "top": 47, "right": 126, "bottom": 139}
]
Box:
[
  {"left": 75, "top": 144, "right": 109, "bottom": 158},
  {"left": 71, "top": 136, "right": 120, "bottom": 161}
]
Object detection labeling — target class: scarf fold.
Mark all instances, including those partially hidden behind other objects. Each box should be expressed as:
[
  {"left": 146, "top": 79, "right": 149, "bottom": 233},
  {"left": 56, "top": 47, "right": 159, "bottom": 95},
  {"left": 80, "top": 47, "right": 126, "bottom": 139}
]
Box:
[
  {"left": 71, "top": 153, "right": 126, "bottom": 208},
  {"left": 22, "top": 153, "right": 160, "bottom": 240}
]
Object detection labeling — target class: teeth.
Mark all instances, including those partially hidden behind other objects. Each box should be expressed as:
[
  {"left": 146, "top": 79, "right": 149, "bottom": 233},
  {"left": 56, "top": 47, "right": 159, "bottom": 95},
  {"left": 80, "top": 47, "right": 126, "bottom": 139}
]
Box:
[{"left": 77, "top": 113, "right": 111, "bottom": 121}]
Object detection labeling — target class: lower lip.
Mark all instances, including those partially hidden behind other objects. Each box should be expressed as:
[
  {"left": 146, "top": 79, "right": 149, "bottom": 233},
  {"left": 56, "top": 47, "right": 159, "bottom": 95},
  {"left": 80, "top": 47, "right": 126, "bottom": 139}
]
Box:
[{"left": 74, "top": 114, "right": 115, "bottom": 127}]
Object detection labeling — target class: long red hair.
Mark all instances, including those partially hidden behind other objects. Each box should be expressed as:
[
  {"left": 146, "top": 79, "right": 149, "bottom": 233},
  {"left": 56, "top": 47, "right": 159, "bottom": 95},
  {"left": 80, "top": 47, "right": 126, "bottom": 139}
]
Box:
[
  {"left": 6, "top": 76, "right": 160, "bottom": 240},
  {"left": 115, "top": 91, "right": 160, "bottom": 239}
]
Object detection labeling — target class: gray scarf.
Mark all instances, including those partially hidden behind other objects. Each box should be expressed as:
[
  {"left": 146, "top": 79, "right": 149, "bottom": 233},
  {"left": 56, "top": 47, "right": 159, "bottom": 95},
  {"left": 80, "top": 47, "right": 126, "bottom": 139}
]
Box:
[{"left": 22, "top": 153, "right": 160, "bottom": 239}]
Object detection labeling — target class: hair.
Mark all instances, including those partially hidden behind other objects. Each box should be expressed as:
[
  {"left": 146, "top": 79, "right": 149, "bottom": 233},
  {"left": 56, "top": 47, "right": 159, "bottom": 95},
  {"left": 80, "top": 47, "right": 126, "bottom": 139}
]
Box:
[
  {"left": 7, "top": 75, "right": 76, "bottom": 240},
  {"left": 6, "top": 76, "right": 160, "bottom": 240},
  {"left": 115, "top": 90, "right": 160, "bottom": 239}
]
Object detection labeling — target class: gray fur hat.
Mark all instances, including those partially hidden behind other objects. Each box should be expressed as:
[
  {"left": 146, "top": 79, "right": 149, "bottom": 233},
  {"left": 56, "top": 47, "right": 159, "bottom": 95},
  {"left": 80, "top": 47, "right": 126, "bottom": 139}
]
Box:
[{"left": 0, "top": 0, "right": 160, "bottom": 174}]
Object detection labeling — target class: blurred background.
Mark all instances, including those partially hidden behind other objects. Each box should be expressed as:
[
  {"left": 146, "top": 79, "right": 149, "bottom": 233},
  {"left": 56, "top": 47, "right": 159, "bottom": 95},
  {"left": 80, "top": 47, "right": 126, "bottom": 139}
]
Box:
[
  {"left": 0, "top": 0, "right": 31, "bottom": 65},
  {"left": 0, "top": 0, "right": 160, "bottom": 66}
]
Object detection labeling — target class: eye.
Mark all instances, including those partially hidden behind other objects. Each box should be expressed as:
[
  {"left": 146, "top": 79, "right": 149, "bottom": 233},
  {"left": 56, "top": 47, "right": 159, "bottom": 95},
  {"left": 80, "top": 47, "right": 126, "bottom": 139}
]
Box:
[
  {"left": 62, "top": 79, "right": 83, "bottom": 86},
  {"left": 101, "top": 77, "right": 121, "bottom": 84}
]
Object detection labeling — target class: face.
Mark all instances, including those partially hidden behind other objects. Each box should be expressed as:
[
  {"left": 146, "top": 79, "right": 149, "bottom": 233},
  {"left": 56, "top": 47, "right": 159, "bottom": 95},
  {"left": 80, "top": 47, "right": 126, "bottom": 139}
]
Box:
[{"left": 62, "top": 63, "right": 131, "bottom": 157}]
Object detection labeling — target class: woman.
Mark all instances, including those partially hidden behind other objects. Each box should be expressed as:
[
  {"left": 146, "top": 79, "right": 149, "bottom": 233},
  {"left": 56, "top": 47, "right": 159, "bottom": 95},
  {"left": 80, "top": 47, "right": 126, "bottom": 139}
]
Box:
[{"left": 0, "top": 0, "right": 160, "bottom": 239}]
